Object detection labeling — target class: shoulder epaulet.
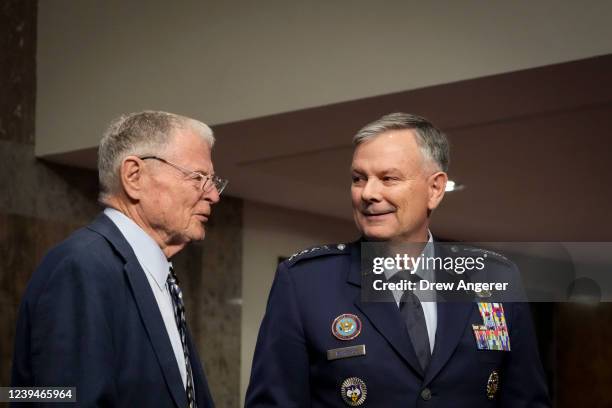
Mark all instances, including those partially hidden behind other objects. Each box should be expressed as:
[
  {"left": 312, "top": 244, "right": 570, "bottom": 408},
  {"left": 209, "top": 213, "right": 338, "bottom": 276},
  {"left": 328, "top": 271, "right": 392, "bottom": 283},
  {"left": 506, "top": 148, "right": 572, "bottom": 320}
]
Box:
[
  {"left": 285, "top": 243, "right": 349, "bottom": 267},
  {"left": 455, "top": 245, "right": 512, "bottom": 265}
]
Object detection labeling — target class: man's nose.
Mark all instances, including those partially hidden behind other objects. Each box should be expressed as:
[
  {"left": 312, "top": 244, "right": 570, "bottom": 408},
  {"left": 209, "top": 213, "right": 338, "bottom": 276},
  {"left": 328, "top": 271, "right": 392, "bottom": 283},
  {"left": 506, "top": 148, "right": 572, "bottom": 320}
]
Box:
[
  {"left": 361, "top": 178, "right": 382, "bottom": 202},
  {"left": 203, "top": 187, "right": 221, "bottom": 204}
]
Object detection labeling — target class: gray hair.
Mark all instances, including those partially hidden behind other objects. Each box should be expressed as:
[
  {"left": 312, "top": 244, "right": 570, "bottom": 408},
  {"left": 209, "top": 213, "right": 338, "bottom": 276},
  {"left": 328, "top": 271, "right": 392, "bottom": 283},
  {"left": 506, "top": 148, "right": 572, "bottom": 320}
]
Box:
[
  {"left": 98, "top": 110, "right": 214, "bottom": 202},
  {"left": 353, "top": 112, "right": 449, "bottom": 172}
]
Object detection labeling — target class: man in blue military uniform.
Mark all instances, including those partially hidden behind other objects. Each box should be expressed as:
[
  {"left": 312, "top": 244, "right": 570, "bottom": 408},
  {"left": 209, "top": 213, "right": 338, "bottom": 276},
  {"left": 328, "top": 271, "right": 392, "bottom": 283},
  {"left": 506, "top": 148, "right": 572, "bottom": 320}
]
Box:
[{"left": 245, "top": 113, "right": 550, "bottom": 407}]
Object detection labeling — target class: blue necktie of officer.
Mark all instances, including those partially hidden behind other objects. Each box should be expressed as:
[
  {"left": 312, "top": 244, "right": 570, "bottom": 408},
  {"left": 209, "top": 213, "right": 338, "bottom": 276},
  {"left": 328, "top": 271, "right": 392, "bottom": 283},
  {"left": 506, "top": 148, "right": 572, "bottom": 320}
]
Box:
[
  {"left": 167, "top": 267, "right": 197, "bottom": 408},
  {"left": 399, "top": 278, "right": 431, "bottom": 372}
]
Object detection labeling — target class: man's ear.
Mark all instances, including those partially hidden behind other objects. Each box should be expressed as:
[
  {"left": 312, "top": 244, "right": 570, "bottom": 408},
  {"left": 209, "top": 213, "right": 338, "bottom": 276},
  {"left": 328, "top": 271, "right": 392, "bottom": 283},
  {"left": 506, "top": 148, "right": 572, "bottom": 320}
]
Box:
[
  {"left": 427, "top": 171, "right": 448, "bottom": 211},
  {"left": 121, "top": 156, "right": 146, "bottom": 200}
]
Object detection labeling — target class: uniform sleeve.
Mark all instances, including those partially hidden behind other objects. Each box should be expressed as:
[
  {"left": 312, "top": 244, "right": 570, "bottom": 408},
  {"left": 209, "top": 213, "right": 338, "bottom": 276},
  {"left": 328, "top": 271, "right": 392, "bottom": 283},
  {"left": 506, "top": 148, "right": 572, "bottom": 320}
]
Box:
[
  {"left": 500, "top": 300, "right": 551, "bottom": 408},
  {"left": 245, "top": 262, "right": 311, "bottom": 408},
  {"left": 12, "top": 255, "right": 118, "bottom": 407}
]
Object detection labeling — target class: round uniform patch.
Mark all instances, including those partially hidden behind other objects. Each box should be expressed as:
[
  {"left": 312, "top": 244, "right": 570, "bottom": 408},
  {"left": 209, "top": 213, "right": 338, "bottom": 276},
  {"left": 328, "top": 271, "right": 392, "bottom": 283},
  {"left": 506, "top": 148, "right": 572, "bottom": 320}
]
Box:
[
  {"left": 332, "top": 314, "right": 362, "bottom": 341},
  {"left": 340, "top": 377, "right": 367, "bottom": 406}
]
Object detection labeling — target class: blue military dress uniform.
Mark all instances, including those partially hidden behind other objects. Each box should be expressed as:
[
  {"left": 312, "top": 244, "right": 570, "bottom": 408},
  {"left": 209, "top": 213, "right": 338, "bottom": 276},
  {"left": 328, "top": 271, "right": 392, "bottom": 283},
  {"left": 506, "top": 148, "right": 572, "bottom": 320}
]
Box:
[{"left": 245, "top": 241, "right": 550, "bottom": 407}]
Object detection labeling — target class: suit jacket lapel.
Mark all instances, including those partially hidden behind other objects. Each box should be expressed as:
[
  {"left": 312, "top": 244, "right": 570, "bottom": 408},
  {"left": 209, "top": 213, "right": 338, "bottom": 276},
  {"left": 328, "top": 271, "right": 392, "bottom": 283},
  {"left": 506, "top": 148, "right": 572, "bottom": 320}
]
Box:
[
  {"left": 124, "top": 260, "right": 188, "bottom": 407},
  {"left": 347, "top": 241, "right": 425, "bottom": 378},
  {"left": 185, "top": 328, "right": 214, "bottom": 407},
  {"left": 88, "top": 213, "right": 187, "bottom": 408}
]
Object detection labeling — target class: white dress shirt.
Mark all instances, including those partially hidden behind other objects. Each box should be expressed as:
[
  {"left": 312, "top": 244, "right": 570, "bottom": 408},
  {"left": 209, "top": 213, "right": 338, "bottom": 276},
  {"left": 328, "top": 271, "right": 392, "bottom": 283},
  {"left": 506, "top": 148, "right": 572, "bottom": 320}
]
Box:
[
  {"left": 383, "top": 232, "right": 438, "bottom": 353},
  {"left": 104, "top": 208, "right": 187, "bottom": 388}
]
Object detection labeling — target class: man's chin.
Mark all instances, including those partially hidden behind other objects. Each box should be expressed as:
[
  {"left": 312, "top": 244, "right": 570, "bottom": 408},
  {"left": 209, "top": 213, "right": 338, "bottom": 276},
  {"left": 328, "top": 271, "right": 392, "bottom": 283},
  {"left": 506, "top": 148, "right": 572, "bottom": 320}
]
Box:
[
  {"left": 360, "top": 228, "right": 394, "bottom": 242},
  {"left": 186, "top": 226, "right": 206, "bottom": 242}
]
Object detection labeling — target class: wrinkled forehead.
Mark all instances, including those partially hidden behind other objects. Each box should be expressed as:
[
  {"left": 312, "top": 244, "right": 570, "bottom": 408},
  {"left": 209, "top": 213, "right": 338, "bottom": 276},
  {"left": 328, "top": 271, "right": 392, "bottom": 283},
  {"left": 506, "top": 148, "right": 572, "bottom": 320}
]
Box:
[
  {"left": 351, "top": 130, "right": 425, "bottom": 172},
  {"left": 165, "top": 129, "right": 215, "bottom": 173}
]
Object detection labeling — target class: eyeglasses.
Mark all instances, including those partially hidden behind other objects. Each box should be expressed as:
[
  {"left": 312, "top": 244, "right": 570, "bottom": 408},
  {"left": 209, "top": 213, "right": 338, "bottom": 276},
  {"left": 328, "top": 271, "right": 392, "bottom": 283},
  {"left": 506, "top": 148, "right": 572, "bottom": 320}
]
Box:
[{"left": 139, "top": 156, "right": 228, "bottom": 195}]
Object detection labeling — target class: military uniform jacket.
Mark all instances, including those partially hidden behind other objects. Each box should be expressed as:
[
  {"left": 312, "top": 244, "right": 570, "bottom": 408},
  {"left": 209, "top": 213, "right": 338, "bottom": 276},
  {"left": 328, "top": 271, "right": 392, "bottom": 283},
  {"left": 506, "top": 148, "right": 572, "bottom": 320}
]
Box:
[{"left": 245, "top": 241, "right": 550, "bottom": 407}]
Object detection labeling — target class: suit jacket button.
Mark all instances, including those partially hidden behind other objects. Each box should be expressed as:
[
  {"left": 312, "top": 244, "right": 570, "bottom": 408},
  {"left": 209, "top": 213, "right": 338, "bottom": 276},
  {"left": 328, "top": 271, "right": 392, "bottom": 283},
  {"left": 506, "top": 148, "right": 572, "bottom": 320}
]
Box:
[{"left": 420, "top": 388, "right": 432, "bottom": 400}]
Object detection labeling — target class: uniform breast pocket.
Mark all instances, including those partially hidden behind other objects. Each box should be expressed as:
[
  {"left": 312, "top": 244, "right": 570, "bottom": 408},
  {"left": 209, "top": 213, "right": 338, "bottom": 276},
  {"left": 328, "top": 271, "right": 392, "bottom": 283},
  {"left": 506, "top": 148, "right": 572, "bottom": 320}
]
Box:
[{"left": 476, "top": 350, "right": 507, "bottom": 364}]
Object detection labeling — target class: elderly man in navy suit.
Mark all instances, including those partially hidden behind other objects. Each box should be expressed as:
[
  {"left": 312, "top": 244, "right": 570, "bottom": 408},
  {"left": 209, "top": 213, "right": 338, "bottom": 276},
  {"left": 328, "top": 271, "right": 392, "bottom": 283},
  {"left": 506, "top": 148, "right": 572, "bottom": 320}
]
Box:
[
  {"left": 12, "top": 111, "right": 227, "bottom": 407},
  {"left": 246, "top": 113, "right": 550, "bottom": 407}
]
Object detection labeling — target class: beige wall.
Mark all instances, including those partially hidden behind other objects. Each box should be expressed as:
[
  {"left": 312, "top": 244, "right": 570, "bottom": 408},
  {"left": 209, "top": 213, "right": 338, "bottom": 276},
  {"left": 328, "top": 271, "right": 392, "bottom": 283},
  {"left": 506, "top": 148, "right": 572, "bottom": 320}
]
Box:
[
  {"left": 1, "top": 4, "right": 243, "bottom": 406},
  {"left": 36, "top": 0, "right": 612, "bottom": 156},
  {"left": 240, "top": 200, "right": 356, "bottom": 403}
]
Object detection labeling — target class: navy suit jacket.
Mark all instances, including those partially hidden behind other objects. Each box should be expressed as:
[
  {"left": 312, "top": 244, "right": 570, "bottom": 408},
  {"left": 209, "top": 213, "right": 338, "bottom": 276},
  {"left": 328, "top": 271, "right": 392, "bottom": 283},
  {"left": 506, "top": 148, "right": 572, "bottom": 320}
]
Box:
[
  {"left": 11, "top": 213, "right": 215, "bottom": 407},
  {"left": 246, "top": 241, "right": 550, "bottom": 407}
]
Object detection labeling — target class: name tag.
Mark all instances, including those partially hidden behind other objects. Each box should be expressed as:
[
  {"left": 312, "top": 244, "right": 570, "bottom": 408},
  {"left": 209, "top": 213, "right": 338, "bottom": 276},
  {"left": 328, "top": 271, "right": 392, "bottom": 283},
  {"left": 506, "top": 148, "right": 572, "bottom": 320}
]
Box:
[{"left": 327, "top": 345, "right": 366, "bottom": 361}]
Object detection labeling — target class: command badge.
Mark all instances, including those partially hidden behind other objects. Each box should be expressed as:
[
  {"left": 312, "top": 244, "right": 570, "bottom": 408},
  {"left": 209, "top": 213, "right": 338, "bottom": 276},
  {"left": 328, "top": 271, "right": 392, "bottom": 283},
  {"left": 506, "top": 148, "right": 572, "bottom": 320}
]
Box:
[
  {"left": 487, "top": 370, "right": 500, "bottom": 400},
  {"left": 332, "top": 314, "right": 362, "bottom": 341},
  {"left": 340, "top": 377, "right": 367, "bottom": 406},
  {"left": 475, "top": 289, "right": 492, "bottom": 298}
]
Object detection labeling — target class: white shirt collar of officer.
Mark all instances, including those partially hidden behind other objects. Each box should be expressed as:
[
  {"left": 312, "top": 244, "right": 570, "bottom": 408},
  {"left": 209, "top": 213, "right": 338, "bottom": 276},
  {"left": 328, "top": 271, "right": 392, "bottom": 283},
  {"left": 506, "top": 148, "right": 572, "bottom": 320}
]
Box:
[{"left": 383, "top": 231, "right": 435, "bottom": 282}]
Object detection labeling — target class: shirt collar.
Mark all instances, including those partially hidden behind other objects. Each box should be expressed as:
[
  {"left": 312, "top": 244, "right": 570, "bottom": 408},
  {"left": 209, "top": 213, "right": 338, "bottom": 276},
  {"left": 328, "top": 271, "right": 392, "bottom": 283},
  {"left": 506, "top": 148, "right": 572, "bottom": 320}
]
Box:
[
  {"left": 383, "top": 231, "right": 435, "bottom": 281},
  {"left": 104, "top": 207, "right": 170, "bottom": 290}
]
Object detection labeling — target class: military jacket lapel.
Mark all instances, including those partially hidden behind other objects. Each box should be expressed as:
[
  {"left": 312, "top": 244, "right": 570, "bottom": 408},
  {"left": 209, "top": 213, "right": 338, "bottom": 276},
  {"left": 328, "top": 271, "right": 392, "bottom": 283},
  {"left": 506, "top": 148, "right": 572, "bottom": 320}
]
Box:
[
  {"left": 347, "top": 242, "right": 426, "bottom": 377},
  {"left": 424, "top": 245, "right": 475, "bottom": 385},
  {"left": 425, "top": 300, "right": 473, "bottom": 384}
]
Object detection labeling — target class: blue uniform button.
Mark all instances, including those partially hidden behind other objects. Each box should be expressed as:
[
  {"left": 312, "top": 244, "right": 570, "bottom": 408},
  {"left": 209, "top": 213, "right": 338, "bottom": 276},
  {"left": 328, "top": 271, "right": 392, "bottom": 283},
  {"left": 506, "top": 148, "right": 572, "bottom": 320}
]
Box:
[{"left": 420, "top": 388, "right": 432, "bottom": 400}]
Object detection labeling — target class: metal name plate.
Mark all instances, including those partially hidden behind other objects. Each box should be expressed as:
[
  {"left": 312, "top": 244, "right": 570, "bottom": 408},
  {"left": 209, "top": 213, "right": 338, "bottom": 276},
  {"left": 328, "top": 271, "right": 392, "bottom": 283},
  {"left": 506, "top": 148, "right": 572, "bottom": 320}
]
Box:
[{"left": 327, "top": 344, "right": 366, "bottom": 361}]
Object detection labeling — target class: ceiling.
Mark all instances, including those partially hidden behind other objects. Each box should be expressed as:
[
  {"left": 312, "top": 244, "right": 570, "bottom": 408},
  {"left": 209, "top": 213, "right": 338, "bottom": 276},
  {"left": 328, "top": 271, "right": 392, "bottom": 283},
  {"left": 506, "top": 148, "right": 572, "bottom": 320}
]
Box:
[{"left": 45, "top": 55, "right": 612, "bottom": 241}]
